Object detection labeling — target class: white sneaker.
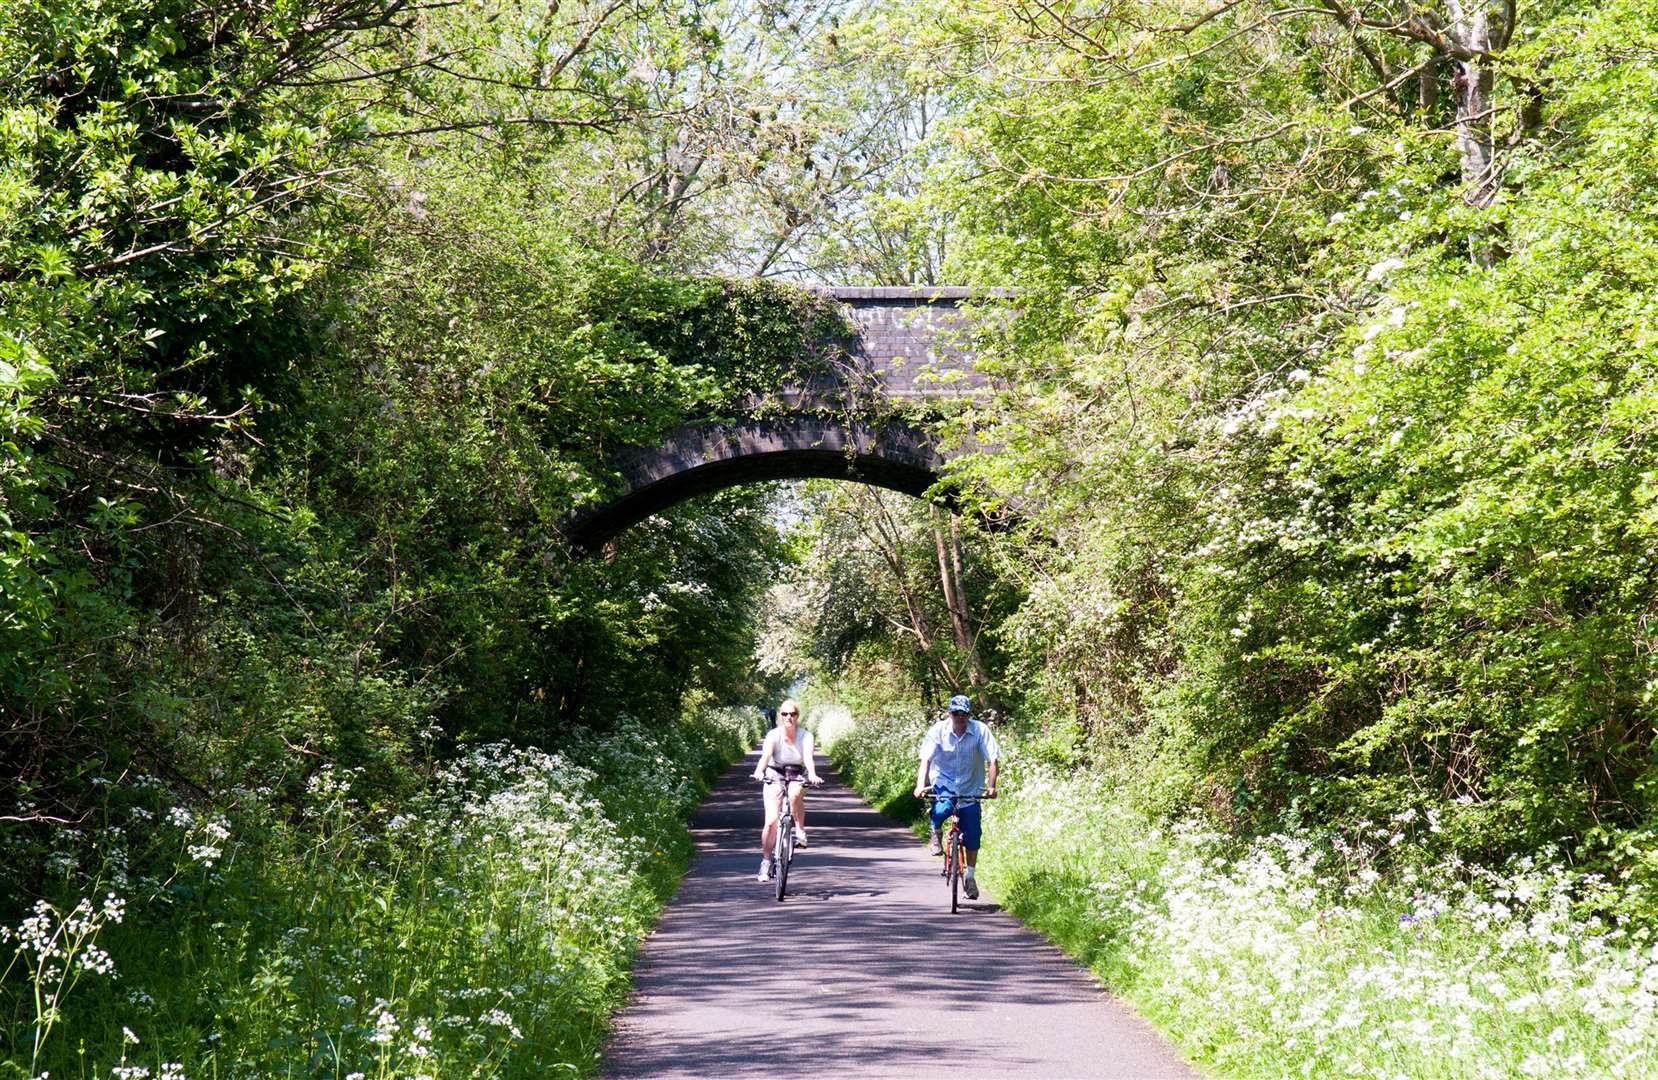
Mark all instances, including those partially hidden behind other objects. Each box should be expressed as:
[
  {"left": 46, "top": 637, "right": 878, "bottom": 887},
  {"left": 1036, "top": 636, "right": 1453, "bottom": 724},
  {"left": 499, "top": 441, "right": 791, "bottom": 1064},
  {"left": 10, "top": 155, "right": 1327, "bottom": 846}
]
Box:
[
  {"left": 757, "top": 858, "right": 773, "bottom": 882},
  {"left": 963, "top": 874, "right": 979, "bottom": 900},
  {"left": 794, "top": 826, "right": 808, "bottom": 849},
  {"left": 928, "top": 829, "right": 943, "bottom": 856}
]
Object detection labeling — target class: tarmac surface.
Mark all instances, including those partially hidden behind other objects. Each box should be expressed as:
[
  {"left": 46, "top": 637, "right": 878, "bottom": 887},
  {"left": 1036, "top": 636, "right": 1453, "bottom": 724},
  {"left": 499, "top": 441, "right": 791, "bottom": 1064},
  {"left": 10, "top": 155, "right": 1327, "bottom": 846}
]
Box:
[{"left": 602, "top": 750, "right": 1199, "bottom": 1079}]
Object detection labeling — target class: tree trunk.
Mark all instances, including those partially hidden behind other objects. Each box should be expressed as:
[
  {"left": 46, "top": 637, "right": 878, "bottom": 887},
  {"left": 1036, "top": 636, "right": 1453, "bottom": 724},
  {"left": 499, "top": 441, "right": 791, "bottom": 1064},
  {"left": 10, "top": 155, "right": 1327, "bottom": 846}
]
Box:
[
  {"left": 862, "top": 490, "right": 958, "bottom": 689},
  {"left": 1418, "top": 59, "right": 1439, "bottom": 115},
  {"left": 1452, "top": 56, "right": 1496, "bottom": 208},
  {"left": 1445, "top": 1, "right": 1516, "bottom": 262},
  {"left": 931, "top": 506, "right": 988, "bottom": 698}
]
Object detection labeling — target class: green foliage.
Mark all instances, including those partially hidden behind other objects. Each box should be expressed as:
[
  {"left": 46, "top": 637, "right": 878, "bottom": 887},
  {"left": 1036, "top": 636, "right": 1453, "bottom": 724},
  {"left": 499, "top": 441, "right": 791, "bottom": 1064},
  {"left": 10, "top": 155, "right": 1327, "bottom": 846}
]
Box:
[
  {"left": 0, "top": 0, "right": 360, "bottom": 717},
  {"left": 11, "top": 0, "right": 1658, "bottom": 1068},
  {"left": 841, "top": 0, "right": 1658, "bottom": 884},
  {"left": 980, "top": 765, "right": 1658, "bottom": 1078},
  {"left": 0, "top": 708, "right": 758, "bottom": 1078},
  {"left": 818, "top": 704, "right": 930, "bottom": 822},
  {"left": 0, "top": 0, "right": 833, "bottom": 859},
  {"left": 275, "top": 157, "right": 830, "bottom": 742},
  {"left": 766, "top": 481, "right": 1020, "bottom": 714},
  {"left": 0, "top": 11, "right": 829, "bottom": 1064}
]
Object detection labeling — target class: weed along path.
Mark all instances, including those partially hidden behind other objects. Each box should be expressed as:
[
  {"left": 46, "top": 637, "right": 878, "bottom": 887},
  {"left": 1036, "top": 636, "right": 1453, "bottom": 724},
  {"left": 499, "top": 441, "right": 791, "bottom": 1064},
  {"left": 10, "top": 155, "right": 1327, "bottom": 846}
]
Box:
[{"left": 603, "top": 751, "right": 1196, "bottom": 1079}]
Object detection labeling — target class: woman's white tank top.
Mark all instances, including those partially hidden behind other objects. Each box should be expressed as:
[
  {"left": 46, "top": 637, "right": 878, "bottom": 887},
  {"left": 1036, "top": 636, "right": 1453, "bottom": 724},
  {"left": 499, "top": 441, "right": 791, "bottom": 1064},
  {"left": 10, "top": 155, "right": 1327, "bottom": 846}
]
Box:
[{"left": 769, "top": 726, "right": 809, "bottom": 766}]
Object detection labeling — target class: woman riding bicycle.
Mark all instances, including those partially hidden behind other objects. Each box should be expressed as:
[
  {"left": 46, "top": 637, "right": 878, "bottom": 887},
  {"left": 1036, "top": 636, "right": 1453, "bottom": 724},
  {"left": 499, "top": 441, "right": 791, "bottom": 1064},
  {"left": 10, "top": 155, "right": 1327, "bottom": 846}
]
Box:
[
  {"left": 752, "top": 698, "right": 822, "bottom": 882},
  {"left": 914, "top": 693, "right": 1000, "bottom": 899}
]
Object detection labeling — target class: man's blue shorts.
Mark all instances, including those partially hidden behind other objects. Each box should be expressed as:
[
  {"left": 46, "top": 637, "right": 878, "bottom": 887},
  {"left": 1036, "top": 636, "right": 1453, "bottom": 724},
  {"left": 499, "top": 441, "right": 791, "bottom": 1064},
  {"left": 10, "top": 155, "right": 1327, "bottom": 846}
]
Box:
[{"left": 928, "top": 792, "right": 983, "bottom": 850}]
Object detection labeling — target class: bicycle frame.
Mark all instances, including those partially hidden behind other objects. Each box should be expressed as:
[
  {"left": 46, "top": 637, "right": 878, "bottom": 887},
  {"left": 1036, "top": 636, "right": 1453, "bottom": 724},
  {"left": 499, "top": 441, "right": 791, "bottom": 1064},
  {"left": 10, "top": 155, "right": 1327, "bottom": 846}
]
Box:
[
  {"left": 924, "top": 789, "right": 989, "bottom": 914},
  {"left": 761, "top": 767, "right": 809, "bottom": 901}
]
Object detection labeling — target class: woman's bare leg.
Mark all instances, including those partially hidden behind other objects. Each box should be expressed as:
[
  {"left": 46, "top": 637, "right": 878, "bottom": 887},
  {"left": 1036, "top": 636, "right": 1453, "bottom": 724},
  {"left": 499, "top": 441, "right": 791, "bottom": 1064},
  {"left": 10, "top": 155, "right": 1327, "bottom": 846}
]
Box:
[{"left": 761, "top": 787, "right": 780, "bottom": 855}]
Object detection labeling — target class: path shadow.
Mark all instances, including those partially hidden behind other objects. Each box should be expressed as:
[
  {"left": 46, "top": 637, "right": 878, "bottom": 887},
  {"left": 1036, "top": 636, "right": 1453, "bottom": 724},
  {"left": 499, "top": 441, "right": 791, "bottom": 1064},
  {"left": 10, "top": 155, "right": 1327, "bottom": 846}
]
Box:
[{"left": 602, "top": 749, "right": 1195, "bottom": 1080}]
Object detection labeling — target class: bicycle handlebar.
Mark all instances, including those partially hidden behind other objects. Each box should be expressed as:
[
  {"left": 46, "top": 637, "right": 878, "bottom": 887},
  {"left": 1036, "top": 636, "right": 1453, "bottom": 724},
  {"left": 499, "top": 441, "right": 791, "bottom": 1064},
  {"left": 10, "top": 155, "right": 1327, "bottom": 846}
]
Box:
[{"left": 920, "top": 788, "right": 996, "bottom": 801}]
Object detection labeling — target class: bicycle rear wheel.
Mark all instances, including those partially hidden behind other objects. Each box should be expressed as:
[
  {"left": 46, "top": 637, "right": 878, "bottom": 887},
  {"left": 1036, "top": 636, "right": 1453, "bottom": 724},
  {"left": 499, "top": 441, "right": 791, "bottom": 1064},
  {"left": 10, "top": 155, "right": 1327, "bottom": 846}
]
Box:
[{"left": 775, "top": 818, "right": 793, "bottom": 901}]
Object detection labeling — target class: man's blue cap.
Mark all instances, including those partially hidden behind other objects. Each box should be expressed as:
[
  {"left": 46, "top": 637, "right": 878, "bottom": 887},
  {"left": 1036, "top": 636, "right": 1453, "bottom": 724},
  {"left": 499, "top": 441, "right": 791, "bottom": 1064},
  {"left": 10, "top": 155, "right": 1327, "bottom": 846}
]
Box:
[{"left": 948, "top": 694, "right": 972, "bottom": 715}]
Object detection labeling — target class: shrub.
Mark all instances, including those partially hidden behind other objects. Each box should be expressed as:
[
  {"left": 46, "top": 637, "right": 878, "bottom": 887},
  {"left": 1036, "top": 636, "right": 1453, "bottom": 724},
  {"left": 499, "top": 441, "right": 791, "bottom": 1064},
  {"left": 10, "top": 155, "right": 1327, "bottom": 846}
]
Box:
[{"left": 818, "top": 708, "right": 930, "bottom": 823}]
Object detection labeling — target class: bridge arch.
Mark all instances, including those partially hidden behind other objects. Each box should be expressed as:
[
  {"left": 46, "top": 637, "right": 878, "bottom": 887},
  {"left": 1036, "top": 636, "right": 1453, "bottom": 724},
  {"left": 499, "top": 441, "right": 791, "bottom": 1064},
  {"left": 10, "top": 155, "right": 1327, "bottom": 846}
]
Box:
[
  {"left": 565, "top": 286, "right": 1000, "bottom": 553},
  {"left": 565, "top": 418, "right": 946, "bottom": 552}
]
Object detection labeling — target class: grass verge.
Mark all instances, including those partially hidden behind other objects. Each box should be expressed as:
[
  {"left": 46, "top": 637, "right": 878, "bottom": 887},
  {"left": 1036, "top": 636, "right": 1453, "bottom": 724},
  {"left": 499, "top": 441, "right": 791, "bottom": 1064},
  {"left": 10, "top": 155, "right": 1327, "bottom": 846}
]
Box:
[
  {"left": 1, "top": 708, "right": 764, "bottom": 1079},
  {"left": 822, "top": 709, "right": 1658, "bottom": 1080}
]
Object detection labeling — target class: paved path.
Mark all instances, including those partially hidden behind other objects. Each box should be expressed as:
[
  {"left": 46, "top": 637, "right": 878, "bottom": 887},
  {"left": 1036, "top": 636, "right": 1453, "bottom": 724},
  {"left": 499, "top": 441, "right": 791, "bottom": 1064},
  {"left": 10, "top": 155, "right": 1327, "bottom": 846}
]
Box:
[{"left": 603, "top": 751, "right": 1198, "bottom": 1079}]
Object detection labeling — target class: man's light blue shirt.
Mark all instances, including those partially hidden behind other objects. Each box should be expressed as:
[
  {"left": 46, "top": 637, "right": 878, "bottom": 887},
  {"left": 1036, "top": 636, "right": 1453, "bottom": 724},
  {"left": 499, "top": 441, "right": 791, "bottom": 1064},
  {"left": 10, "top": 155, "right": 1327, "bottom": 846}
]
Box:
[{"left": 918, "top": 718, "right": 1000, "bottom": 798}]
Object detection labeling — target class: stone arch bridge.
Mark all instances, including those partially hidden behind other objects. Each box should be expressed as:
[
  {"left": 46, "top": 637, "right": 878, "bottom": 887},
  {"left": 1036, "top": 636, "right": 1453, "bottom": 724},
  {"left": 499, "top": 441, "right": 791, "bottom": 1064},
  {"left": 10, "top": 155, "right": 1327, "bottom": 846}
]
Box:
[{"left": 566, "top": 286, "right": 999, "bottom": 553}]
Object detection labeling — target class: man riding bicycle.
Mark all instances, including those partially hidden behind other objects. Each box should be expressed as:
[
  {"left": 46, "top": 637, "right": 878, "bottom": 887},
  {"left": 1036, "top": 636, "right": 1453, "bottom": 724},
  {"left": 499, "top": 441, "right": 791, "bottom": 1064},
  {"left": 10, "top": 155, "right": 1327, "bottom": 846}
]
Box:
[
  {"left": 913, "top": 693, "right": 1000, "bottom": 899},
  {"left": 752, "top": 698, "right": 822, "bottom": 882}
]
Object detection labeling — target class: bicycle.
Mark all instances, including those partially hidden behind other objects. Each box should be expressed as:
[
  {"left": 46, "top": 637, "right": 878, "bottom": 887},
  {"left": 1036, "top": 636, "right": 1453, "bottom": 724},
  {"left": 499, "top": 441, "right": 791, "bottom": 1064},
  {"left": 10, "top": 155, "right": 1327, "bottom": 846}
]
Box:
[
  {"left": 922, "top": 788, "right": 995, "bottom": 913},
  {"left": 758, "top": 766, "right": 820, "bottom": 901}
]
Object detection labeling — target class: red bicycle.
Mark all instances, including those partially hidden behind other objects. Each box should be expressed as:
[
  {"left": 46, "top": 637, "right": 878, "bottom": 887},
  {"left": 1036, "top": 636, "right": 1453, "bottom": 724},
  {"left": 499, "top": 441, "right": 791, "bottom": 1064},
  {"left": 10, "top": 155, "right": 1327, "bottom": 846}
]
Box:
[{"left": 922, "top": 788, "right": 994, "bottom": 913}]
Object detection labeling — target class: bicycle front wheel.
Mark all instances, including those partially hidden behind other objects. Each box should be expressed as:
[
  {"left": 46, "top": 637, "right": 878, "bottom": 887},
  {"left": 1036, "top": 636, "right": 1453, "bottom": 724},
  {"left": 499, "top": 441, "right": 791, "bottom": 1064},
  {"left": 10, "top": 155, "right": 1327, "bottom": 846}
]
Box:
[
  {"left": 948, "top": 835, "right": 960, "bottom": 914},
  {"left": 775, "top": 821, "right": 793, "bottom": 901}
]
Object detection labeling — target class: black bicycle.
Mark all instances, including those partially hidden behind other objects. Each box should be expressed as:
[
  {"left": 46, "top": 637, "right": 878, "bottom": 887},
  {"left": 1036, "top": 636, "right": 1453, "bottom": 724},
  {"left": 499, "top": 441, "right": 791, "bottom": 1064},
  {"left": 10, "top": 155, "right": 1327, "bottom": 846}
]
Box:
[
  {"left": 758, "top": 767, "right": 820, "bottom": 901},
  {"left": 923, "top": 788, "right": 994, "bottom": 913}
]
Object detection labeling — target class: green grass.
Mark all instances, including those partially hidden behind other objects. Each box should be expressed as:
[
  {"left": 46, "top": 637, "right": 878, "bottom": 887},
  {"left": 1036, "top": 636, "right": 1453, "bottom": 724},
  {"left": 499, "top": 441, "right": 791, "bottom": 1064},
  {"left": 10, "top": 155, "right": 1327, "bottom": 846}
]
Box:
[
  {"left": 825, "top": 709, "right": 1658, "bottom": 1080},
  {"left": 1, "top": 708, "right": 764, "bottom": 1079}
]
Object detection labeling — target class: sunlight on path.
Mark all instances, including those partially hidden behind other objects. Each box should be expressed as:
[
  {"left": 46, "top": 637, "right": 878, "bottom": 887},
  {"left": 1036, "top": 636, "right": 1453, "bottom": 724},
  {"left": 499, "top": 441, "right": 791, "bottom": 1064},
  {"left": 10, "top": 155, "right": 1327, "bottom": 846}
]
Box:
[{"left": 603, "top": 751, "right": 1195, "bottom": 1079}]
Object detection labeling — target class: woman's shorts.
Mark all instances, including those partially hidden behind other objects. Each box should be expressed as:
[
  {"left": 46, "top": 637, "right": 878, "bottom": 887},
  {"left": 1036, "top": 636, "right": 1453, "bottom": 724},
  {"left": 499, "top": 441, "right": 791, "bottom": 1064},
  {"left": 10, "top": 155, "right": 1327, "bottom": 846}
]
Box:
[{"left": 761, "top": 774, "right": 804, "bottom": 818}]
